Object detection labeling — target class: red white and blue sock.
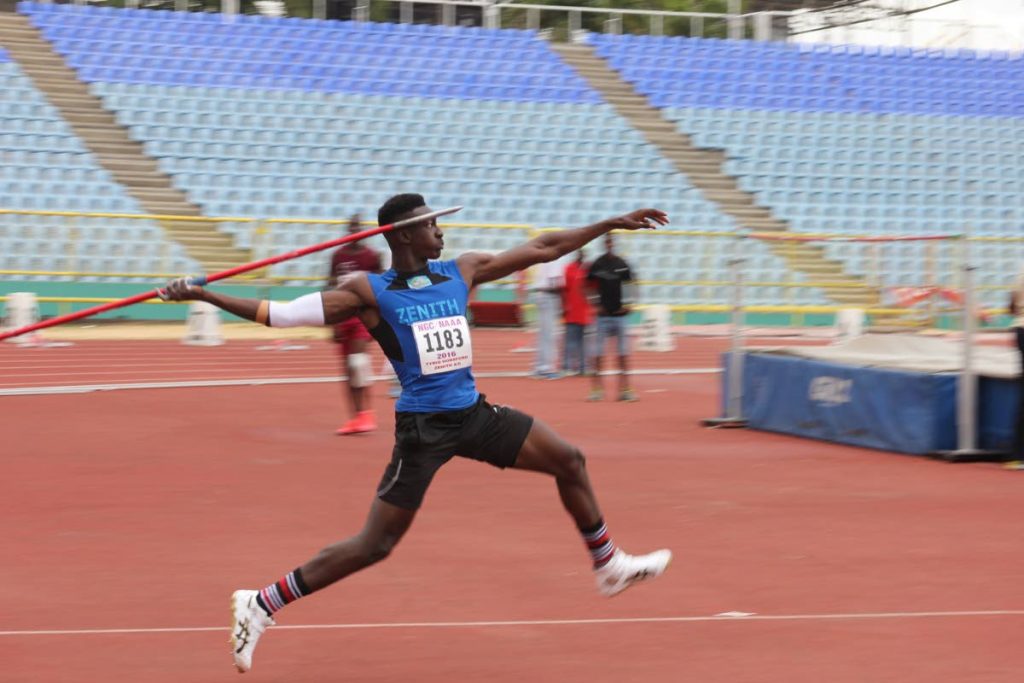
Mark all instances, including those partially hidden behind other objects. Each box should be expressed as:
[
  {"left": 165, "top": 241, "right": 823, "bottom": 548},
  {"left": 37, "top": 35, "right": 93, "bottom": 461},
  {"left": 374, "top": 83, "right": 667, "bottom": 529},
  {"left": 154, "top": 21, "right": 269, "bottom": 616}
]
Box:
[
  {"left": 580, "top": 519, "right": 617, "bottom": 568},
  {"left": 255, "top": 568, "right": 310, "bottom": 616}
]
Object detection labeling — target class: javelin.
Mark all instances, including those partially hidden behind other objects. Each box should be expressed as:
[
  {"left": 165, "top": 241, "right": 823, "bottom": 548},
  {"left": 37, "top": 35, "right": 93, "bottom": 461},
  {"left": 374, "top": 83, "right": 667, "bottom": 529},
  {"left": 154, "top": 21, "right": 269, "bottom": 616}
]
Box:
[{"left": 0, "top": 206, "right": 463, "bottom": 343}]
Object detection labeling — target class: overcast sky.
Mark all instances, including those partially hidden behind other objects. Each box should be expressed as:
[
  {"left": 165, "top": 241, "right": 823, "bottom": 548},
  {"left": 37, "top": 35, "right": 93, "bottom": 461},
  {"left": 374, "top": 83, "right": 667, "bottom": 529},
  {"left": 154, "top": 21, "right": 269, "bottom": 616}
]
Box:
[{"left": 790, "top": 0, "right": 1024, "bottom": 51}]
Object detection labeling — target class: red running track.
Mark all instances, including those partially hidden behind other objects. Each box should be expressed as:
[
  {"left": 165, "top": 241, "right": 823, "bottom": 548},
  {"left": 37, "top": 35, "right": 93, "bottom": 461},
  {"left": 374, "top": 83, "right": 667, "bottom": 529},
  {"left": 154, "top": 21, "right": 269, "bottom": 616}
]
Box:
[
  {"left": 0, "top": 329, "right": 833, "bottom": 390},
  {"left": 2, "top": 371, "right": 1023, "bottom": 682}
]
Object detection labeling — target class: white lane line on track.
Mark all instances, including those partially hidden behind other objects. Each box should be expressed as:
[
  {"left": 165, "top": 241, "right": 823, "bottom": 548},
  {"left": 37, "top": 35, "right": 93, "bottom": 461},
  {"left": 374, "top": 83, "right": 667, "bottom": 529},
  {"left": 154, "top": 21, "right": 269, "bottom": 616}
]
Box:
[
  {"left": 0, "top": 369, "right": 721, "bottom": 395},
  {"left": 3, "top": 609, "right": 1023, "bottom": 637}
]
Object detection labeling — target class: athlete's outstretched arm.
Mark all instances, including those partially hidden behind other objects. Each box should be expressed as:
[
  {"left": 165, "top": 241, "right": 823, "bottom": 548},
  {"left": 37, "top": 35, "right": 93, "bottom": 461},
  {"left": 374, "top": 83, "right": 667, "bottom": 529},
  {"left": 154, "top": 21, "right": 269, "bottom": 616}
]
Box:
[
  {"left": 160, "top": 276, "right": 365, "bottom": 326},
  {"left": 459, "top": 208, "right": 668, "bottom": 288}
]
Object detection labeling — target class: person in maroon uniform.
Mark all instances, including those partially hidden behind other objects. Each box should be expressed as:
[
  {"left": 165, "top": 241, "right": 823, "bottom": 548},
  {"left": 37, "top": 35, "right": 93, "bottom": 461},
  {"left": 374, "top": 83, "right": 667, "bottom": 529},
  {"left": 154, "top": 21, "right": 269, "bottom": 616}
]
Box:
[{"left": 328, "top": 214, "right": 383, "bottom": 434}]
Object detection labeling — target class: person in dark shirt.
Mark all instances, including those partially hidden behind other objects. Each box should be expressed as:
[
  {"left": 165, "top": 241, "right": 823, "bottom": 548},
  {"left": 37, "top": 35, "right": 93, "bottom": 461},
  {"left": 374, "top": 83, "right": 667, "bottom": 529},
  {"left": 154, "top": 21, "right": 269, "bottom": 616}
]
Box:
[{"left": 587, "top": 233, "right": 636, "bottom": 401}]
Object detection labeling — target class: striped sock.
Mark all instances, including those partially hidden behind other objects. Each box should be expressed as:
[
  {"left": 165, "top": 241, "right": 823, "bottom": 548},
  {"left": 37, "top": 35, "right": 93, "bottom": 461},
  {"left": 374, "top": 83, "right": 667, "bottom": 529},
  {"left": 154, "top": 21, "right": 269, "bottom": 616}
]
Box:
[
  {"left": 255, "top": 568, "right": 310, "bottom": 616},
  {"left": 580, "top": 519, "right": 617, "bottom": 569}
]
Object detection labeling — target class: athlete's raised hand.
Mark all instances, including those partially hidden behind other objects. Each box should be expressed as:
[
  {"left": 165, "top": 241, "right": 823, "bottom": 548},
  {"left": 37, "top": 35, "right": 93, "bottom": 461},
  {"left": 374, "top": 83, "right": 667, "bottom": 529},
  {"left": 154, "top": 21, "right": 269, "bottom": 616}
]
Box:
[{"left": 609, "top": 208, "right": 669, "bottom": 231}]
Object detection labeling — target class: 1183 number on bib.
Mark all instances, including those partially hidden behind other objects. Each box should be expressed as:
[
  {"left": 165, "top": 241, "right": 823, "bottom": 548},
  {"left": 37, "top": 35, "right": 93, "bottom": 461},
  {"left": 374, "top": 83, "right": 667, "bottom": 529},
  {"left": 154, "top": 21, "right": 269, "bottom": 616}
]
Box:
[{"left": 411, "top": 315, "right": 472, "bottom": 375}]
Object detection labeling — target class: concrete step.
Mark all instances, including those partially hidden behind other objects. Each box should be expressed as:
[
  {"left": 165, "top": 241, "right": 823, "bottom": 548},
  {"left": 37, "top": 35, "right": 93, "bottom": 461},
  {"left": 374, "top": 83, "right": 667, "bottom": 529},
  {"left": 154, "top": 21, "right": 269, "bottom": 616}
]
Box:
[
  {"left": 63, "top": 112, "right": 120, "bottom": 126},
  {"left": 725, "top": 206, "right": 773, "bottom": 217},
  {"left": 178, "top": 243, "right": 239, "bottom": 253},
  {"left": 786, "top": 265, "right": 848, "bottom": 276},
  {"left": 144, "top": 202, "right": 203, "bottom": 214},
  {"left": 87, "top": 140, "right": 148, "bottom": 155},
  {"left": 743, "top": 221, "right": 788, "bottom": 231},
  {"left": 41, "top": 94, "right": 99, "bottom": 109},
  {"left": 162, "top": 222, "right": 227, "bottom": 233},
  {"left": 133, "top": 191, "right": 193, "bottom": 205},
  {"left": 8, "top": 53, "right": 65, "bottom": 68},
  {"left": 75, "top": 129, "right": 135, "bottom": 144},
  {"left": 670, "top": 152, "right": 725, "bottom": 164},
  {"left": 685, "top": 172, "right": 741, "bottom": 184},
  {"left": 666, "top": 150, "right": 720, "bottom": 159},
  {"left": 124, "top": 174, "right": 177, "bottom": 189},
  {"left": 168, "top": 240, "right": 237, "bottom": 251},
  {"left": 0, "top": 34, "right": 41, "bottom": 47},
  {"left": 18, "top": 73, "right": 87, "bottom": 88},
  {"left": 100, "top": 158, "right": 164, "bottom": 174}
]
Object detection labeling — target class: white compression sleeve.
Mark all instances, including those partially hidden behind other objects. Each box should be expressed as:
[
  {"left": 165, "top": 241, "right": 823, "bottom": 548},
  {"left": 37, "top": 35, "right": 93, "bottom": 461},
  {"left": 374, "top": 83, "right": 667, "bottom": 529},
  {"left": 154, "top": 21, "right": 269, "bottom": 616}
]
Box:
[{"left": 268, "top": 292, "right": 326, "bottom": 328}]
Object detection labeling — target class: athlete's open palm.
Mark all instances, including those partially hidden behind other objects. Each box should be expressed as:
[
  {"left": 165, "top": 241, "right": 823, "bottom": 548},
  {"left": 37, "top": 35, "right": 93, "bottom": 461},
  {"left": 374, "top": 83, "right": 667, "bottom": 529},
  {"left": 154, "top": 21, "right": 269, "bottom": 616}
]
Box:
[{"left": 612, "top": 209, "right": 669, "bottom": 231}]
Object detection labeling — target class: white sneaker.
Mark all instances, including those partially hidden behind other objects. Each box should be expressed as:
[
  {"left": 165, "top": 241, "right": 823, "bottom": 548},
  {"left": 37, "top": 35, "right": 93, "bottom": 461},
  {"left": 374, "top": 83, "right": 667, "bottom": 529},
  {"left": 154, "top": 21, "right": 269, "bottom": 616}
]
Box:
[
  {"left": 594, "top": 549, "right": 672, "bottom": 597},
  {"left": 230, "top": 589, "right": 275, "bottom": 673}
]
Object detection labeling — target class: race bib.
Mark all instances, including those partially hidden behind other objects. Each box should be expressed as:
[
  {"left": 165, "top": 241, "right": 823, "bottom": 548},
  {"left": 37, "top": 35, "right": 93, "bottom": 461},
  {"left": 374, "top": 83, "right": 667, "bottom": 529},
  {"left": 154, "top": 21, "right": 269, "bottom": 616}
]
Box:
[{"left": 411, "top": 315, "right": 472, "bottom": 375}]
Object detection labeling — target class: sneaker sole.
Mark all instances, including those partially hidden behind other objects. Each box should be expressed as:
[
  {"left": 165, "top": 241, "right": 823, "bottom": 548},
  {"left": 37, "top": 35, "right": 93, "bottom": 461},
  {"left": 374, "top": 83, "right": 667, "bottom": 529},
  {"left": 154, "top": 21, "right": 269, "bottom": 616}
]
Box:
[
  {"left": 229, "top": 593, "right": 247, "bottom": 674},
  {"left": 337, "top": 427, "right": 376, "bottom": 435},
  {"left": 602, "top": 551, "right": 673, "bottom": 598}
]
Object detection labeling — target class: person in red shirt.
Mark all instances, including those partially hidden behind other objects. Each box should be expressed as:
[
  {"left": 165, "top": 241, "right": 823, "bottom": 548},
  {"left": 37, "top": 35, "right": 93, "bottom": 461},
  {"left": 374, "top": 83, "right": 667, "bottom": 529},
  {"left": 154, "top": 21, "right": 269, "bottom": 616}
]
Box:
[
  {"left": 561, "top": 250, "right": 594, "bottom": 376},
  {"left": 328, "top": 214, "right": 383, "bottom": 434}
]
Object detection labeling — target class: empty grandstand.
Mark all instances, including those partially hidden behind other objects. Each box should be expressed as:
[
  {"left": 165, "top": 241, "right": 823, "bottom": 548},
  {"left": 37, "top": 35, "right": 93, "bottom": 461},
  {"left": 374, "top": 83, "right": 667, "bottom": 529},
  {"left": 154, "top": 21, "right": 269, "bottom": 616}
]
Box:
[{"left": 0, "top": 0, "right": 1020, "bottom": 317}]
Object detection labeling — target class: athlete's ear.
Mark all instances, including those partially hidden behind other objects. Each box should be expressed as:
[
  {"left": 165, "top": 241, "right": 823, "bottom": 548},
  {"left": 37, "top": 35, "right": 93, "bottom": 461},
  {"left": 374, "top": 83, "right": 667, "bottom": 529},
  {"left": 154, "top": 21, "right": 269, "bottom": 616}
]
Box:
[{"left": 386, "top": 228, "right": 411, "bottom": 247}]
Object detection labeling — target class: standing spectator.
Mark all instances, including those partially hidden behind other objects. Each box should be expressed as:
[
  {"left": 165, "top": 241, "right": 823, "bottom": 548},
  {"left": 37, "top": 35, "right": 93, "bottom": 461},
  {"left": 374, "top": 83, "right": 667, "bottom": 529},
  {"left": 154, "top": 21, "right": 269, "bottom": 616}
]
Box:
[
  {"left": 561, "top": 249, "right": 593, "bottom": 376},
  {"left": 531, "top": 254, "right": 568, "bottom": 379},
  {"left": 328, "top": 214, "right": 383, "bottom": 434},
  {"left": 1010, "top": 275, "right": 1024, "bottom": 463},
  {"left": 587, "top": 233, "right": 636, "bottom": 402}
]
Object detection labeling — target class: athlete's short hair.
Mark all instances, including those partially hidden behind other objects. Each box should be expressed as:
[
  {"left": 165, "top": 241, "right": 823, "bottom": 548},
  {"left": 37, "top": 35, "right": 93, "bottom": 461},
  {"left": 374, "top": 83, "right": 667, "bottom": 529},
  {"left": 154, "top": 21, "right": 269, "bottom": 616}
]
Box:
[{"left": 378, "top": 193, "right": 426, "bottom": 229}]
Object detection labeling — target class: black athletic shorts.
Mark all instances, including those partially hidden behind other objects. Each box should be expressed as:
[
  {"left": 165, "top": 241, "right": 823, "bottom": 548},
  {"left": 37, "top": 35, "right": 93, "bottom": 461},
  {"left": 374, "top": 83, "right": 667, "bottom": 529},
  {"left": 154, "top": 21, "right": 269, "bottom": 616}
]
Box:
[{"left": 376, "top": 394, "right": 534, "bottom": 510}]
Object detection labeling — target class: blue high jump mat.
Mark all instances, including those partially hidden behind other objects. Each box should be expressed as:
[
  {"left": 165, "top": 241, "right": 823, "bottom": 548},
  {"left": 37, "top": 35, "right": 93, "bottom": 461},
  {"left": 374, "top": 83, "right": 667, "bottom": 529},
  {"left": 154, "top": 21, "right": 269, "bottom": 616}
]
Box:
[{"left": 721, "top": 334, "right": 1018, "bottom": 456}]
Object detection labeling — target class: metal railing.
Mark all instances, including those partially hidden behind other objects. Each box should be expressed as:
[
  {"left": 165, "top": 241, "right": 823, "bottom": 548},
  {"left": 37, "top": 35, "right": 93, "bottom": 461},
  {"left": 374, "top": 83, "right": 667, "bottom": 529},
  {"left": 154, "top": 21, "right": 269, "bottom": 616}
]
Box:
[
  {"left": 3, "top": 208, "right": 1017, "bottom": 323},
  {"left": 47, "top": 0, "right": 1007, "bottom": 48}
]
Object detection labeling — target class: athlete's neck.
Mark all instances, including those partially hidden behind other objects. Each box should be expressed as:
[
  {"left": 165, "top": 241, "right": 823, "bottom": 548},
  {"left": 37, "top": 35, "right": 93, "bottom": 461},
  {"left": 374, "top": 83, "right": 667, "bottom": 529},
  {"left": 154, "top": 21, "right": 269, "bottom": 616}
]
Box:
[{"left": 390, "top": 252, "right": 428, "bottom": 273}]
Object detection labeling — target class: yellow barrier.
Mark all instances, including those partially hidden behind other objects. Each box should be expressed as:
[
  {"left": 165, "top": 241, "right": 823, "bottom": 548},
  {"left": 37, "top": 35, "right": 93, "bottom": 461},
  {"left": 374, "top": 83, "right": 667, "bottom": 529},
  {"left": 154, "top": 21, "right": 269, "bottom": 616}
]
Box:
[
  {"left": 1, "top": 209, "right": 1020, "bottom": 306},
  {"left": 0, "top": 296, "right": 176, "bottom": 305},
  {"left": 0, "top": 294, "right": 923, "bottom": 317}
]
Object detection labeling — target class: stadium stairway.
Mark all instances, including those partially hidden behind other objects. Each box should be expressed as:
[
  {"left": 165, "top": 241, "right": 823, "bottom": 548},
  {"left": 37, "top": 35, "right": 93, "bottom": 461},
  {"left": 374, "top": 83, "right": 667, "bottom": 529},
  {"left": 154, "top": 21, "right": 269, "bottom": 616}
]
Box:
[
  {"left": 552, "top": 42, "right": 877, "bottom": 308},
  {"left": 0, "top": 11, "right": 249, "bottom": 274}
]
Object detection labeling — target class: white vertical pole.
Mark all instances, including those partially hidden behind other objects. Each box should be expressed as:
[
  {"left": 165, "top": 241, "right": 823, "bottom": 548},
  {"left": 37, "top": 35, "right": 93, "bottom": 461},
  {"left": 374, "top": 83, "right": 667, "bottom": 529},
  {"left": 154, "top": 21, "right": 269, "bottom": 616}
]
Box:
[
  {"left": 753, "top": 12, "right": 771, "bottom": 41},
  {"left": 569, "top": 10, "right": 581, "bottom": 36},
  {"left": 727, "top": 0, "right": 743, "bottom": 40},
  {"left": 725, "top": 256, "right": 746, "bottom": 420},
  {"left": 958, "top": 262, "right": 978, "bottom": 451},
  {"left": 651, "top": 14, "right": 663, "bottom": 37},
  {"left": 484, "top": 4, "right": 500, "bottom": 29},
  {"left": 528, "top": 7, "right": 540, "bottom": 31}
]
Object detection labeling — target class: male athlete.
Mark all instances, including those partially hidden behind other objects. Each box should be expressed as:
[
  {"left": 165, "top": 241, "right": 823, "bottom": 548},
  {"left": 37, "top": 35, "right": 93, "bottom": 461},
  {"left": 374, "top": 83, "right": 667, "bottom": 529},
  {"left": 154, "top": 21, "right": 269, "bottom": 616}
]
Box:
[
  {"left": 327, "top": 214, "right": 383, "bottom": 435},
  {"left": 161, "top": 195, "right": 672, "bottom": 673}
]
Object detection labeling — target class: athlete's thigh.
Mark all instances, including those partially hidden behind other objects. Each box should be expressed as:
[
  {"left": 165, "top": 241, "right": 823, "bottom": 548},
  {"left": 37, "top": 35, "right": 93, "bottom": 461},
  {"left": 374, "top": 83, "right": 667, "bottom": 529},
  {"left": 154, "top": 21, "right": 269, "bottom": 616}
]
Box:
[
  {"left": 360, "top": 496, "right": 417, "bottom": 545},
  {"left": 377, "top": 412, "right": 458, "bottom": 510},
  {"left": 511, "top": 417, "right": 577, "bottom": 475},
  {"left": 456, "top": 398, "right": 533, "bottom": 469}
]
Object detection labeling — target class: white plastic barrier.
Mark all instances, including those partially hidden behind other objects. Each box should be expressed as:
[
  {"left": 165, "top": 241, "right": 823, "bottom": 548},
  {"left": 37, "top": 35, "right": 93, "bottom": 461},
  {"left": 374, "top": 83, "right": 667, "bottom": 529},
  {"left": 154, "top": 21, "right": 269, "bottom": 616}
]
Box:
[
  {"left": 1, "top": 292, "right": 40, "bottom": 345},
  {"left": 636, "top": 304, "right": 675, "bottom": 352},
  {"left": 182, "top": 301, "right": 224, "bottom": 346},
  {"left": 833, "top": 308, "right": 865, "bottom": 344}
]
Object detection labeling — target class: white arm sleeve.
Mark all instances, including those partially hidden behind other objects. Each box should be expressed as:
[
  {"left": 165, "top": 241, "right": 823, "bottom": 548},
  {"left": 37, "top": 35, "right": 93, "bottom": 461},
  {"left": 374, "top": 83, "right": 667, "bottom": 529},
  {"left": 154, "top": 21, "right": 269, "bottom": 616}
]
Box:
[{"left": 268, "top": 292, "right": 326, "bottom": 328}]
